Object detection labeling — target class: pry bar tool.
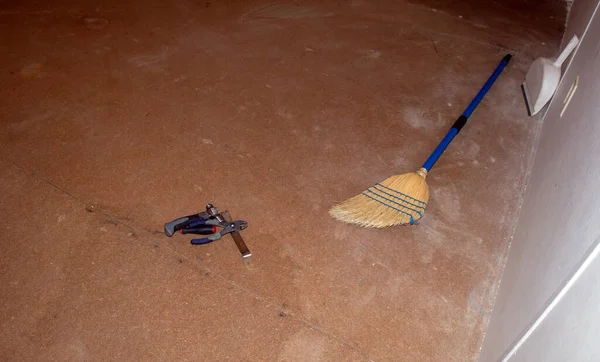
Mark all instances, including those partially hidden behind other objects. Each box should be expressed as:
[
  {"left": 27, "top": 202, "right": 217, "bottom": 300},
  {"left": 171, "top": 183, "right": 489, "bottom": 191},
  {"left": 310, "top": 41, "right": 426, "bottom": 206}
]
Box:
[{"left": 221, "top": 210, "right": 252, "bottom": 263}]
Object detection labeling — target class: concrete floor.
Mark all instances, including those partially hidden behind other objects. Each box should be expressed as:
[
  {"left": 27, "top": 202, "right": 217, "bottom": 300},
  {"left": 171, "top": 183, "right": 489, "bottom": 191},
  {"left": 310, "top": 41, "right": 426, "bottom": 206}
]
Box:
[{"left": 1, "top": 0, "right": 565, "bottom": 360}]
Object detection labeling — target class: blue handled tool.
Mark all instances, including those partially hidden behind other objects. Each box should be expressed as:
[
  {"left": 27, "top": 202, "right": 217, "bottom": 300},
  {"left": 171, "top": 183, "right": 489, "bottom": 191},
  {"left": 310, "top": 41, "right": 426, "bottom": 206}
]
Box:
[
  {"left": 183, "top": 219, "right": 248, "bottom": 245},
  {"left": 164, "top": 204, "right": 249, "bottom": 249},
  {"left": 422, "top": 54, "right": 512, "bottom": 171},
  {"left": 330, "top": 54, "right": 512, "bottom": 228}
]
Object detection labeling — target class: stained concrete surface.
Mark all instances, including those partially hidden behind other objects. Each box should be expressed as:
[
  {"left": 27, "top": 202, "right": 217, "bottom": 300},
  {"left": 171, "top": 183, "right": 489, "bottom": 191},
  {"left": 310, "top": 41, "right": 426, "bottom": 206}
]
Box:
[{"left": 0, "top": 0, "right": 564, "bottom": 360}]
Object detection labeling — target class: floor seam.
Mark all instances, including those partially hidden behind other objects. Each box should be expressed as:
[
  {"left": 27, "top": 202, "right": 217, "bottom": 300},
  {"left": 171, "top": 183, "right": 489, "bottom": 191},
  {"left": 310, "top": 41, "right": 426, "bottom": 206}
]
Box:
[{"left": 7, "top": 159, "right": 376, "bottom": 361}]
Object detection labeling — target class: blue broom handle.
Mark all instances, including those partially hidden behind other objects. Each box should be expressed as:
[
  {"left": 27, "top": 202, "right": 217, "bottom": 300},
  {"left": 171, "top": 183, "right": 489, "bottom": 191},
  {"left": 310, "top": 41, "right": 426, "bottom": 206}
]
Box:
[{"left": 421, "top": 54, "right": 512, "bottom": 172}]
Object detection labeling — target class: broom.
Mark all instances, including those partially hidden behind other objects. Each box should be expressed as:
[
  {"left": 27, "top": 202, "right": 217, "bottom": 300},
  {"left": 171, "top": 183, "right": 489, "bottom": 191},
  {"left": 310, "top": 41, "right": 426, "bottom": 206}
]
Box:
[{"left": 329, "top": 54, "right": 512, "bottom": 228}]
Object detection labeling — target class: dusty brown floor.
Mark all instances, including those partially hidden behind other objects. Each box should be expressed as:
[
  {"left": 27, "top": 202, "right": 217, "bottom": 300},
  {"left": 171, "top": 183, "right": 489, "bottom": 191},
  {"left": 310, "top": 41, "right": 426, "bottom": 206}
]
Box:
[{"left": 1, "top": 0, "right": 565, "bottom": 360}]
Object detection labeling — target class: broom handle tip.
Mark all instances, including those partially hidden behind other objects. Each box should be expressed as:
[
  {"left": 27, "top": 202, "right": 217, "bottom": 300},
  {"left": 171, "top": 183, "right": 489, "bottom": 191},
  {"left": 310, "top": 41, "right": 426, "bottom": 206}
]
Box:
[{"left": 463, "top": 54, "right": 511, "bottom": 118}]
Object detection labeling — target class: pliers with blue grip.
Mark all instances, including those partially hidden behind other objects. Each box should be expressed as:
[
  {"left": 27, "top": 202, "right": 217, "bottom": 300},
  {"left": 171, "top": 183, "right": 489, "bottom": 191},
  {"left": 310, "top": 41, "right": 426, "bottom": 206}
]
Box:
[
  {"left": 164, "top": 204, "right": 248, "bottom": 245},
  {"left": 164, "top": 211, "right": 212, "bottom": 237},
  {"left": 182, "top": 219, "right": 248, "bottom": 245}
]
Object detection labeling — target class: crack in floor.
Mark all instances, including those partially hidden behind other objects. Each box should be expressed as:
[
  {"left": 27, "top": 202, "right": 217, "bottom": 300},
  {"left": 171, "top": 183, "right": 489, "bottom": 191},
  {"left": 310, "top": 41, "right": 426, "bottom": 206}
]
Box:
[{"left": 7, "top": 158, "right": 376, "bottom": 361}]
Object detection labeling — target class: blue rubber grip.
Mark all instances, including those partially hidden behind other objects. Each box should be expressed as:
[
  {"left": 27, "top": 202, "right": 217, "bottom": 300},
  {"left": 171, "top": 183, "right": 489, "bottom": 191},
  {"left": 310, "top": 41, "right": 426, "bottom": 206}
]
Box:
[
  {"left": 188, "top": 220, "right": 207, "bottom": 228},
  {"left": 191, "top": 237, "right": 214, "bottom": 245},
  {"left": 422, "top": 54, "right": 511, "bottom": 172}
]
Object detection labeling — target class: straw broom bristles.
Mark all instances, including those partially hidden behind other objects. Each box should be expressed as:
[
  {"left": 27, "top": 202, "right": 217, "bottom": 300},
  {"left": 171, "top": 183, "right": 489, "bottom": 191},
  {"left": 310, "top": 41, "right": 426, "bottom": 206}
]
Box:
[{"left": 329, "top": 168, "right": 430, "bottom": 228}]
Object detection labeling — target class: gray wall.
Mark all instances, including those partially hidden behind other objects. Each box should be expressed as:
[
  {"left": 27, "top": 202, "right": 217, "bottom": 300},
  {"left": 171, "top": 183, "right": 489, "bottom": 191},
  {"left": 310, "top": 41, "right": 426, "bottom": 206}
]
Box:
[
  {"left": 479, "top": 0, "right": 600, "bottom": 360},
  {"left": 511, "top": 235, "right": 600, "bottom": 361},
  {"left": 562, "top": 0, "right": 599, "bottom": 47}
]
